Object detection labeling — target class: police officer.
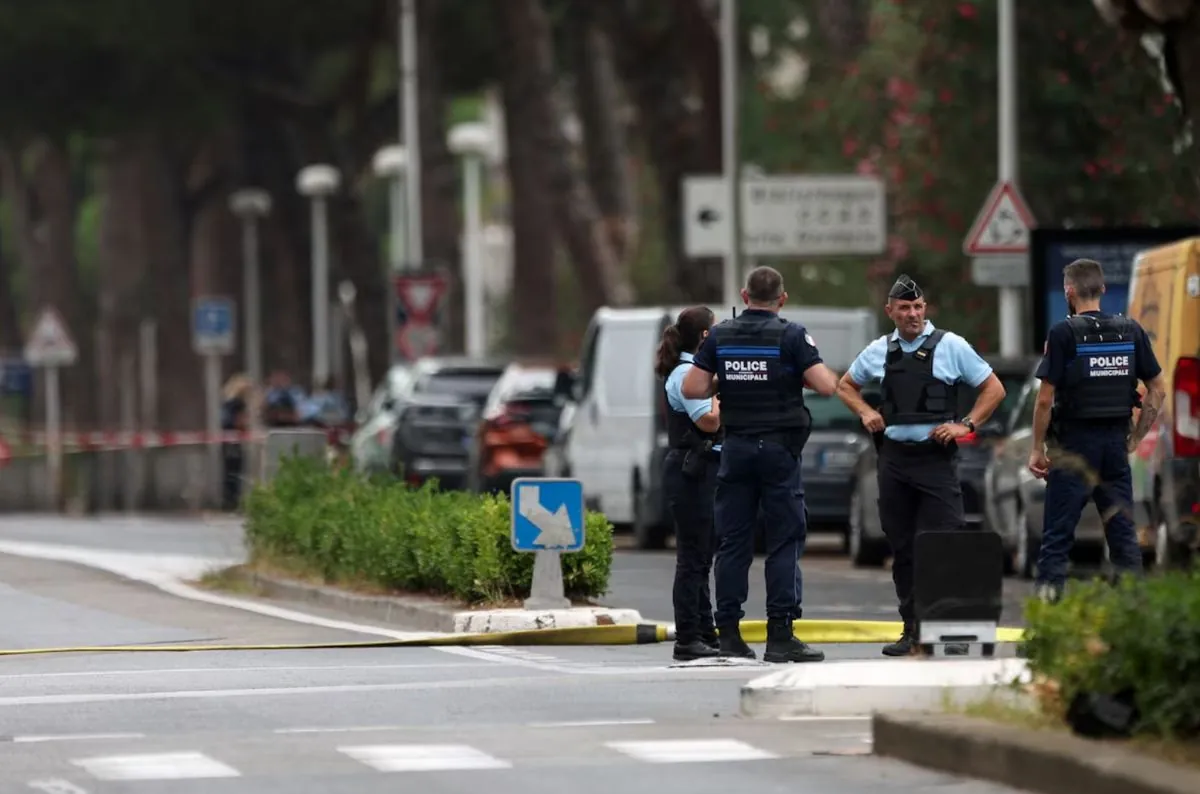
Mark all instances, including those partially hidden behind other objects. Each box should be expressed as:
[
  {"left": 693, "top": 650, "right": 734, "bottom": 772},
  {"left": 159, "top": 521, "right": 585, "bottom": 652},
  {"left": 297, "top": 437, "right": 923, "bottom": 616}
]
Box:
[
  {"left": 682, "top": 266, "right": 840, "bottom": 663},
  {"left": 1027, "top": 258, "right": 1165, "bottom": 602},
  {"left": 836, "top": 275, "right": 1006, "bottom": 656},
  {"left": 656, "top": 306, "right": 722, "bottom": 661}
]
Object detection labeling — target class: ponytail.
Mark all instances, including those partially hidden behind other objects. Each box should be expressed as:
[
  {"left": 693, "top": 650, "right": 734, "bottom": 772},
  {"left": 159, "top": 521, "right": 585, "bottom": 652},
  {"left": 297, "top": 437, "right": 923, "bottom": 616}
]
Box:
[
  {"left": 654, "top": 325, "right": 683, "bottom": 378},
  {"left": 653, "top": 306, "right": 716, "bottom": 379}
]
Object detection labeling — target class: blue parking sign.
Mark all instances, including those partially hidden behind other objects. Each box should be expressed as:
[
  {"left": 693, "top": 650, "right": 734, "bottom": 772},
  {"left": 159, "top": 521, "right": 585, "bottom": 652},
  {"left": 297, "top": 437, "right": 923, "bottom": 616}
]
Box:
[
  {"left": 510, "top": 478, "right": 586, "bottom": 552},
  {"left": 192, "top": 296, "right": 236, "bottom": 355}
]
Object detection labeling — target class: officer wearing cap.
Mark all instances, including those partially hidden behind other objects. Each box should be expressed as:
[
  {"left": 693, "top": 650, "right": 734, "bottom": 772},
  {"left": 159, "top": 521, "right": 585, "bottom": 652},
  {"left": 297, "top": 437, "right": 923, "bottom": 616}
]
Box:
[
  {"left": 835, "top": 274, "right": 1006, "bottom": 656},
  {"left": 1027, "top": 258, "right": 1165, "bottom": 603},
  {"left": 681, "top": 266, "right": 841, "bottom": 663}
]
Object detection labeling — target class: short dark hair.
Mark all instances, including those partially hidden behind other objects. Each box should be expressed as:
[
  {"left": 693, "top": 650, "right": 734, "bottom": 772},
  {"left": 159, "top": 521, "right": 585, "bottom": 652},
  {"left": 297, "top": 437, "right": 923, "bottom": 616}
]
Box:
[
  {"left": 1063, "top": 258, "right": 1105, "bottom": 300},
  {"left": 745, "top": 266, "right": 784, "bottom": 303}
]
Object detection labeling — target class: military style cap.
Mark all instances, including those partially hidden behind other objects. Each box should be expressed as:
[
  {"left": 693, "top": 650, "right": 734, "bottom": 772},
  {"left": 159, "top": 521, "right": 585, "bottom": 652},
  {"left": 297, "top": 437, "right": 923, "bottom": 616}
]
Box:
[{"left": 888, "top": 274, "right": 923, "bottom": 301}]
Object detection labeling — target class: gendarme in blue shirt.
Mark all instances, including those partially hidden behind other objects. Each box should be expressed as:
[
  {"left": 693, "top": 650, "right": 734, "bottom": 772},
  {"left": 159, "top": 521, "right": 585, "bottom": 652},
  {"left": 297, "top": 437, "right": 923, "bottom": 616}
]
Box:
[
  {"left": 846, "top": 320, "right": 992, "bottom": 442},
  {"left": 665, "top": 352, "right": 722, "bottom": 452}
]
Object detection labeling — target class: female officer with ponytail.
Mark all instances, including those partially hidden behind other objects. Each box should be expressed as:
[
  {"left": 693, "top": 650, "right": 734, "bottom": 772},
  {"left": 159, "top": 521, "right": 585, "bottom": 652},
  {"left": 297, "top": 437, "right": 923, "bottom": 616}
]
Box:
[{"left": 655, "top": 306, "right": 723, "bottom": 661}]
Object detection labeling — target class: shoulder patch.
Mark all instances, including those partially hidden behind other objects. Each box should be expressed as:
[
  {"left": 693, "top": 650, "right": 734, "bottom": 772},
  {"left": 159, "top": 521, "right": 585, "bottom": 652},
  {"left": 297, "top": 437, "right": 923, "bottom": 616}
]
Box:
[
  {"left": 1043, "top": 340, "right": 1048, "bottom": 355},
  {"left": 805, "top": 333, "right": 816, "bottom": 347}
]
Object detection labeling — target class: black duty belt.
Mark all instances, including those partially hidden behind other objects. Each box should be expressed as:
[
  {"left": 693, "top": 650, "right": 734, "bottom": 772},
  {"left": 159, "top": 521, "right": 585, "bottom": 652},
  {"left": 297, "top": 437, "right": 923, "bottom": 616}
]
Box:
[{"left": 881, "top": 437, "right": 957, "bottom": 456}]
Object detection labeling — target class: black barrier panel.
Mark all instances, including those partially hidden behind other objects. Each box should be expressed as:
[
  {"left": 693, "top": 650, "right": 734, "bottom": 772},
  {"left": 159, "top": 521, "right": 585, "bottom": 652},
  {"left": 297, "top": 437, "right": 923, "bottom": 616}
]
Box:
[{"left": 913, "top": 530, "right": 1005, "bottom": 623}]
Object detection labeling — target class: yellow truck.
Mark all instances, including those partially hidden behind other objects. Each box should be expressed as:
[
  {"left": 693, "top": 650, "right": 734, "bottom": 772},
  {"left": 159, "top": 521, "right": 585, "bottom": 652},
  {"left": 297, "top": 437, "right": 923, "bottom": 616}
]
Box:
[{"left": 1126, "top": 238, "right": 1200, "bottom": 568}]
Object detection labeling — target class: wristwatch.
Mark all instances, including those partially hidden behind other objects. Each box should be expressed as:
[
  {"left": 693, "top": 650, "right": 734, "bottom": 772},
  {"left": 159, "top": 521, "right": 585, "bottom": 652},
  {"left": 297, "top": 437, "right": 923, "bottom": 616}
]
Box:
[{"left": 960, "top": 417, "right": 976, "bottom": 432}]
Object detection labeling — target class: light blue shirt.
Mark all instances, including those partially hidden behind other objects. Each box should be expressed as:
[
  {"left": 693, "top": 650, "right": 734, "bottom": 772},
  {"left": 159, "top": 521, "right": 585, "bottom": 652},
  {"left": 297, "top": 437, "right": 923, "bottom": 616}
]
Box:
[
  {"left": 666, "top": 352, "right": 722, "bottom": 452},
  {"left": 846, "top": 320, "right": 992, "bottom": 442}
]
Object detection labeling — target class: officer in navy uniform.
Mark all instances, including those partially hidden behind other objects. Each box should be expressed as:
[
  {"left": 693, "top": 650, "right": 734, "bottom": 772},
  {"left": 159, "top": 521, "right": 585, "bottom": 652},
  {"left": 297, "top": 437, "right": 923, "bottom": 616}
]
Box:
[
  {"left": 836, "top": 275, "right": 1006, "bottom": 656},
  {"left": 1027, "top": 258, "right": 1165, "bottom": 602},
  {"left": 682, "top": 266, "right": 841, "bottom": 663},
  {"left": 656, "top": 306, "right": 723, "bottom": 661}
]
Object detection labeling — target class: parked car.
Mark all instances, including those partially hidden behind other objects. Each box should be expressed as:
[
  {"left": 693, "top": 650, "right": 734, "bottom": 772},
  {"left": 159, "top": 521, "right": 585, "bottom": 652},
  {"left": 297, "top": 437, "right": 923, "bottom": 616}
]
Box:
[
  {"left": 348, "top": 363, "right": 414, "bottom": 474},
  {"left": 984, "top": 367, "right": 1157, "bottom": 578},
  {"left": 389, "top": 357, "right": 507, "bottom": 490},
  {"left": 847, "top": 356, "right": 1035, "bottom": 568},
  {"left": 467, "top": 361, "right": 571, "bottom": 495}
]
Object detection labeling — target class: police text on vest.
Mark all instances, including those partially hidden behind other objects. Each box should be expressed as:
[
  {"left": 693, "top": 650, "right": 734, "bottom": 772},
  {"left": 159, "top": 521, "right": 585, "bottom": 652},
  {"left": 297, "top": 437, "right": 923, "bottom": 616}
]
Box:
[
  {"left": 724, "top": 359, "right": 769, "bottom": 382},
  {"left": 1086, "top": 354, "right": 1130, "bottom": 377}
]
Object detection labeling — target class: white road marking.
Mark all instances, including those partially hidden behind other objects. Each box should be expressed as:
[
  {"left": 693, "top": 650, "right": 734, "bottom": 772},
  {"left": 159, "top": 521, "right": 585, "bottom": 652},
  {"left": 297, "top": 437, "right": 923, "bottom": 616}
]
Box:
[
  {"left": 528, "top": 719, "right": 655, "bottom": 728},
  {"left": 15, "top": 733, "right": 145, "bottom": 743},
  {"left": 606, "top": 738, "right": 777, "bottom": 764},
  {"left": 275, "top": 725, "right": 406, "bottom": 734},
  {"left": 71, "top": 751, "right": 240, "bottom": 780},
  {"left": 27, "top": 780, "right": 90, "bottom": 794},
  {"left": 339, "top": 744, "right": 511, "bottom": 772},
  {"left": 0, "top": 663, "right": 484, "bottom": 682},
  {"left": 777, "top": 715, "right": 871, "bottom": 722}
]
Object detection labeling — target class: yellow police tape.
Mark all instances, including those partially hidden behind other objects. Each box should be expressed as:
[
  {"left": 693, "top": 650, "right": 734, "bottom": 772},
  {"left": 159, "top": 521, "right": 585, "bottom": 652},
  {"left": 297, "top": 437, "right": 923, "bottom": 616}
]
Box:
[{"left": 0, "top": 619, "right": 1025, "bottom": 657}]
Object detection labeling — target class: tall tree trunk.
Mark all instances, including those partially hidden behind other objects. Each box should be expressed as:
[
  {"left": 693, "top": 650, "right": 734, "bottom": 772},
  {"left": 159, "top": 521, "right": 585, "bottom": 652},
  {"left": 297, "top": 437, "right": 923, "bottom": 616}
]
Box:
[
  {"left": 498, "top": 0, "right": 635, "bottom": 314},
  {"left": 567, "top": 0, "right": 638, "bottom": 266},
  {"left": 0, "top": 138, "right": 92, "bottom": 426},
  {"left": 600, "top": 1, "right": 723, "bottom": 302},
  {"left": 498, "top": 3, "right": 559, "bottom": 356},
  {"left": 418, "top": 0, "right": 465, "bottom": 355}
]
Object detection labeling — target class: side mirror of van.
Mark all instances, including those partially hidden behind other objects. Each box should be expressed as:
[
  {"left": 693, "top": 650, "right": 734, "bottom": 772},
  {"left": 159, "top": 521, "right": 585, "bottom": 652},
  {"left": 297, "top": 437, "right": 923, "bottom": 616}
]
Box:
[{"left": 554, "top": 369, "right": 576, "bottom": 401}]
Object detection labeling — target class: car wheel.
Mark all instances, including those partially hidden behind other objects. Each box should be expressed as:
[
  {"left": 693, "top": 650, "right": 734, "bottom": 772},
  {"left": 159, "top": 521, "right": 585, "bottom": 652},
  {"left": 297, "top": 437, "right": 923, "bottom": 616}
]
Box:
[{"left": 848, "top": 484, "right": 887, "bottom": 568}]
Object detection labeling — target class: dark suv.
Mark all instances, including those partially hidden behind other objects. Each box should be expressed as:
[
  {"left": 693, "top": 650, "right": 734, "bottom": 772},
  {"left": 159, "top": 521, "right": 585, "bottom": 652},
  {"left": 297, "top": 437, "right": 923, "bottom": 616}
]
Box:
[{"left": 389, "top": 357, "right": 507, "bottom": 490}]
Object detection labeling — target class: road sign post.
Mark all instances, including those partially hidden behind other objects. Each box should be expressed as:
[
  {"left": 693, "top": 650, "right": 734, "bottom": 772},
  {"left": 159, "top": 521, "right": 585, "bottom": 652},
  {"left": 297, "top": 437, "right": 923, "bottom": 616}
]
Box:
[
  {"left": 192, "top": 296, "right": 237, "bottom": 508},
  {"left": 510, "top": 477, "right": 586, "bottom": 611},
  {"left": 394, "top": 271, "right": 448, "bottom": 362},
  {"left": 23, "top": 307, "right": 78, "bottom": 509},
  {"left": 683, "top": 174, "right": 887, "bottom": 261},
  {"left": 963, "top": 179, "right": 1036, "bottom": 355}
]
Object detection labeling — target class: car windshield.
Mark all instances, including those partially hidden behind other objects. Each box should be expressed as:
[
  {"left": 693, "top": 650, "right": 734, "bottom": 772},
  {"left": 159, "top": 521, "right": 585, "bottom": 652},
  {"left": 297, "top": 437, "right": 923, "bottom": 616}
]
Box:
[
  {"left": 417, "top": 369, "right": 503, "bottom": 402},
  {"left": 804, "top": 392, "right": 861, "bottom": 432}
]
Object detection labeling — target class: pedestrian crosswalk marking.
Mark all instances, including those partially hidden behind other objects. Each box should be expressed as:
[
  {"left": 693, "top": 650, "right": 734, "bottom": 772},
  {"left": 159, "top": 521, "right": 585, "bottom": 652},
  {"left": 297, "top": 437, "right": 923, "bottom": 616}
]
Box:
[
  {"left": 605, "top": 738, "right": 778, "bottom": 763},
  {"left": 338, "top": 743, "right": 512, "bottom": 772},
  {"left": 70, "top": 751, "right": 240, "bottom": 780}
]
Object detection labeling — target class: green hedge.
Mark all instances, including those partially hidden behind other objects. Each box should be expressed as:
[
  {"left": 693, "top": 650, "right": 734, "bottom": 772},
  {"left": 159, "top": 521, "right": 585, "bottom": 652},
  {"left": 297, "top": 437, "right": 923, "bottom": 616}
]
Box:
[
  {"left": 243, "top": 455, "right": 614, "bottom": 604},
  {"left": 1022, "top": 571, "right": 1200, "bottom": 739}
]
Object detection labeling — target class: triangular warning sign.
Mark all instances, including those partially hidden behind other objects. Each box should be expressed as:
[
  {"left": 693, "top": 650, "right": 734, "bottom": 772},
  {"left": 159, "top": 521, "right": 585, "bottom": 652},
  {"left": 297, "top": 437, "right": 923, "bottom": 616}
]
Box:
[
  {"left": 395, "top": 274, "right": 447, "bottom": 323},
  {"left": 23, "top": 307, "right": 78, "bottom": 366},
  {"left": 963, "top": 182, "right": 1036, "bottom": 256}
]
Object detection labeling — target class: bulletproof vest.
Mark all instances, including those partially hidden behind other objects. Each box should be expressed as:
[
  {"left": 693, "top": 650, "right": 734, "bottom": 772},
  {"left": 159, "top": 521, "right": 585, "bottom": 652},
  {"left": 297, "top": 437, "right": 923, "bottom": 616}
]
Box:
[
  {"left": 711, "top": 313, "right": 810, "bottom": 435},
  {"left": 1054, "top": 314, "right": 1139, "bottom": 421},
  {"left": 665, "top": 362, "right": 723, "bottom": 450},
  {"left": 880, "top": 330, "right": 961, "bottom": 425}
]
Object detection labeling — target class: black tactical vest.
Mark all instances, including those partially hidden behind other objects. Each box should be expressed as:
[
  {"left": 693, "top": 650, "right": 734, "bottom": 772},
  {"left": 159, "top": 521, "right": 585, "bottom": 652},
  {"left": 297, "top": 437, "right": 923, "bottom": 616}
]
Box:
[
  {"left": 880, "top": 330, "right": 961, "bottom": 425},
  {"left": 666, "top": 362, "right": 723, "bottom": 450},
  {"left": 711, "top": 313, "right": 810, "bottom": 436},
  {"left": 1054, "top": 314, "right": 1139, "bottom": 422}
]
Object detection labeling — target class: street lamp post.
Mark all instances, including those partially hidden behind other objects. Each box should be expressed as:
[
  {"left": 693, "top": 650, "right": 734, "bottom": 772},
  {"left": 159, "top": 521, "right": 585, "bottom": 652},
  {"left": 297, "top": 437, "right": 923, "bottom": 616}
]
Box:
[
  {"left": 447, "top": 122, "right": 493, "bottom": 359},
  {"left": 372, "top": 145, "right": 409, "bottom": 362},
  {"left": 296, "top": 164, "right": 341, "bottom": 386},
  {"left": 228, "top": 188, "right": 272, "bottom": 393}
]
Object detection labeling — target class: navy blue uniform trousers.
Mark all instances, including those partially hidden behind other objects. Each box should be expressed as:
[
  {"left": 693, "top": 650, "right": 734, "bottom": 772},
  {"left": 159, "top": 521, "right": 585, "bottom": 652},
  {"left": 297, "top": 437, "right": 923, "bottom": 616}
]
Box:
[
  {"left": 1039, "top": 425, "right": 1144, "bottom": 587},
  {"left": 713, "top": 434, "right": 805, "bottom": 625},
  {"left": 663, "top": 449, "right": 718, "bottom": 643}
]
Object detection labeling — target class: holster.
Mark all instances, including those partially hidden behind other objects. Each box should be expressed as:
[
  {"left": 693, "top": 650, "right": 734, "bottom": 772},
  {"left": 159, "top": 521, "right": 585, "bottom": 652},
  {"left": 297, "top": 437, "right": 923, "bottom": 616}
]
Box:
[{"left": 681, "top": 438, "right": 713, "bottom": 480}]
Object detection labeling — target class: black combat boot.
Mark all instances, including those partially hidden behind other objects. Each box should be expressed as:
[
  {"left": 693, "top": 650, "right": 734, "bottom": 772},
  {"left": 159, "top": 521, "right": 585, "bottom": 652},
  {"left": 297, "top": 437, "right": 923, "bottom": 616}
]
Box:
[
  {"left": 882, "top": 624, "right": 918, "bottom": 657},
  {"left": 673, "top": 638, "right": 720, "bottom": 661},
  {"left": 700, "top": 628, "right": 719, "bottom": 651},
  {"left": 717, "top": 623, "right": 756, "bottom": 659},
  {"left": 763, "top": 618, "right": 825, "bottom": 663}
]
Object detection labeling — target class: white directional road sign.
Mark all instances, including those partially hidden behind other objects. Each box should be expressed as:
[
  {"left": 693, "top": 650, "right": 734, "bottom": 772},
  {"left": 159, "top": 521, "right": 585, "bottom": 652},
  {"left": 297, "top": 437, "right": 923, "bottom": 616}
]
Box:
[
  {"left": 511, "top": 477, "right": 585, "bottom": 553},
  {"left": 683, "top": 174, "right": 887, "bottom": 259},
  {"left": 192, "top": 295, "right": 236, "bottom": 356},
  {"left": 963, "top": 180, "right": 1035, "bottom": 256},
  {"left": 23, "top": 307, "right": 78, "bottom": 367}
]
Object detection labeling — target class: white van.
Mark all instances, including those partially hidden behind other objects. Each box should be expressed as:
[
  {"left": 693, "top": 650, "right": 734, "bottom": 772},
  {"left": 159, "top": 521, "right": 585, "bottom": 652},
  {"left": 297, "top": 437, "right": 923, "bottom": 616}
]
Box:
[{"left": 554, "top": 304, "right": 877, "bottom": 530}]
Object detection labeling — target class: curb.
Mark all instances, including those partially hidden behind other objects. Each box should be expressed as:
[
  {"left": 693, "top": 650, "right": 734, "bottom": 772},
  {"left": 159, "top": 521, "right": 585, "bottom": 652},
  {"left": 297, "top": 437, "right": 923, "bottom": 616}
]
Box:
[
  {"left": 740, "top": 658, "right": 1031, "bottom": 718},
  {"left": 872, "top": 712, "right": 1197, "bottom": 794},
  {"left": 234, "top": 568, "right": 647, "bottom": 634}
]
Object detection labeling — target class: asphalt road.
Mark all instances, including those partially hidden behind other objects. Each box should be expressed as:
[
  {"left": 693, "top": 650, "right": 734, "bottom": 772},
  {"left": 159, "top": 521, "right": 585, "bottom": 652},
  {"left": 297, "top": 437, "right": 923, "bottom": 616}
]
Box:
[
  {"left": 603, "top": 535, "right": 1037, "bottom": 628},
  {"left": 0, "top": 516, "right": 1029, "bottom": 793}
]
